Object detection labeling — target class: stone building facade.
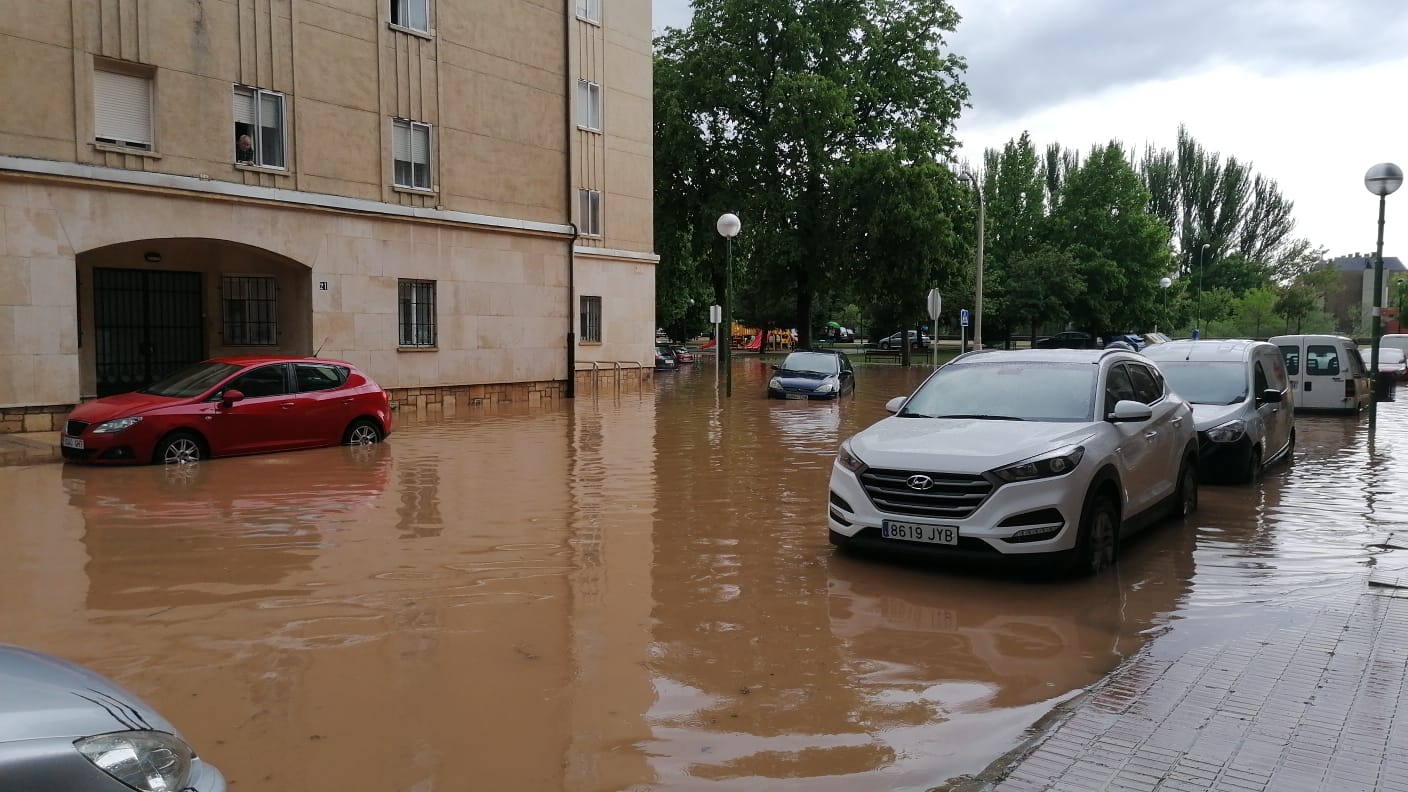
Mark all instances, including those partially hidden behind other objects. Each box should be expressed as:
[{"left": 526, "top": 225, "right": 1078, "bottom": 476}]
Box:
[{"left": 0, "top": 0, "right": 656, "bottom": 432}]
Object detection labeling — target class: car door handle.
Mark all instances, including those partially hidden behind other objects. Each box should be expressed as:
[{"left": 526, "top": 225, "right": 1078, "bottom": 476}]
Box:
[
  {"left": 1144, "top": 431, "right": 1158, "bottom": 440},
  {"left": 281, "top": 402, "right": 296, "bottom": 410},
  {"left": 1171, "top": 417, "right": 1183, "bottom": 426}
]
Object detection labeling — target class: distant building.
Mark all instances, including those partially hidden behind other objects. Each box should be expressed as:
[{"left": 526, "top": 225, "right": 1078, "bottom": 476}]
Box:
[
  {"left": 0, "top": 0, "right": 655, "bottom": 433},
  {"left": 1316, "top": 253, "right": 1406, "bottom": 333}
]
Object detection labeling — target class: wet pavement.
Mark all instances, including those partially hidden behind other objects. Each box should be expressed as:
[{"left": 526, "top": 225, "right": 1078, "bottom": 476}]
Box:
[{"left": 2, "top": 355, "right": 1407, "bottom": 790}]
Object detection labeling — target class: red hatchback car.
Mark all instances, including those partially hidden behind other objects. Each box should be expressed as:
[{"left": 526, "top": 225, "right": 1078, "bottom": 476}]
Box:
[{"left": 61, "top": 356, "right": 393, "bottom": 465}]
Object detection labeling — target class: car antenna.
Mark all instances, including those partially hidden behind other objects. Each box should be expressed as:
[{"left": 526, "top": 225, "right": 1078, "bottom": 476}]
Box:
[{"left": 313, "top": 337, "right": 329, "bottom": 358}]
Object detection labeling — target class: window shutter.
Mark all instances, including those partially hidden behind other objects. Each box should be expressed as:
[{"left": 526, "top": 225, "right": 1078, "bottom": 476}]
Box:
[
  {"left": 94, "top": 70, "right": 152, "bottom": 145},
  {"left": 392, "top": 121, "right": 410, "bottom": 161},
  {"left": 411, "top": 124, "right": 430, "bottom": 166},
  {"left": 233, "top": 88, "right": 255, "bottom": 125}
]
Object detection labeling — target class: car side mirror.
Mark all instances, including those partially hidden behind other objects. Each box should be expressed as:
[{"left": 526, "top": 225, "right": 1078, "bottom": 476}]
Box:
[
  {"left": 772, "top": 364, "right": 780, "bottom": 370},
  {"left": 1259, "top": 388, "right": 1284, "bottom": 404},
  {"left": 221, "top": 388, "right": 246, "bottom": 407},
  {"left": 884, "top": 396, "right": 906, "bottom": 413},
  {"left": 1107, "top": 399, "right": 1152, "bottom": 423}
]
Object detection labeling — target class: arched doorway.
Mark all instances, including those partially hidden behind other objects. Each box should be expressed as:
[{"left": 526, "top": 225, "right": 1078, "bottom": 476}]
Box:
[{"left": 77, "top": 238, "right": 311, "bottom": 397}]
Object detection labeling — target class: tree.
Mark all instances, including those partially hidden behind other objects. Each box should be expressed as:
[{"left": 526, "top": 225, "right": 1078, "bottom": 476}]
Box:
[
  {"left": 1003, "top": 246, "right": 1080, "bottom": 343},
  {"left": 1233, "top": 287, "right": 1278, "bottom": 338},
  {"left": 652, "top": 0, "right": 970, "bottom": 347},
  {"left": 1275, "top": 267, "right": 1340, "bottom": 333}
]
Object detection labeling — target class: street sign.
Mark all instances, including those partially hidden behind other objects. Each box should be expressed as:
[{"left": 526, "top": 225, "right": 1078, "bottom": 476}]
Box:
[
  {"left": 709, "top": 304, "right": 722, "bottom": 323},
  {"left": 926, "top": 288, "right": 943, "bottom": 320},
  {"left": 960, "top": 308, "right": 969, "bottom": 327}
]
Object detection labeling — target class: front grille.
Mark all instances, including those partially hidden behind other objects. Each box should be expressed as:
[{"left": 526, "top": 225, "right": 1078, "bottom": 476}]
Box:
[
  {"left": 66, "top": 420, "right": 89, "bottom": 437},
  {"left": 859, "top": 468, "right": 995, "bottom": 519}
]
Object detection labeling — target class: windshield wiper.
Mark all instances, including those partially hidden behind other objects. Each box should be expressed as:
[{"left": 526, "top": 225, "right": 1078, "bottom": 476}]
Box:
[{"left": 928, "top": 414, "right": 1026, "bottom": 421}]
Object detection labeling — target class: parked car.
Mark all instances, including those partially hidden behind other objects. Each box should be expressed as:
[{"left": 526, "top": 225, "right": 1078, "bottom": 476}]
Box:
[
  {"left": 654, "top": 344, "right": 678, "bottom": 370},
  {"left": 1035, "top": 331, "right": 1097, "bottom": 349},
  {"left": 877, "top": 331, "right": 931, "bottom": 350},
  {"left": 767, "top": 349, "right": 856, "bottom": 400},
  {"left": 0, "top": 643, "right": 227, "bottom": 790},
  {"left": 1359, "top": 345, "right": 1408, "bottom": 382},
  {"left": 61, "top": 356, "right": 392, "bottom": 465},
  {"left": 1143, "top": 339, "right": 1295, "bottom": 482},
  {"left": 1269, "top": 334, "right": 1370, "bottom": 413},
  {"left": 670, "top": 345, "right": 695, "bottom": 364},
  {"left": 827, "top": 348, "right": 1199, "bottom": 576}
]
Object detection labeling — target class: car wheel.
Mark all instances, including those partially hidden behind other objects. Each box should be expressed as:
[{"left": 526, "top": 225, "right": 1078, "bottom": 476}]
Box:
[
  {"left": 1072, "top": 495, "right": 1119, "bottom": 577},
  {"left": 1284, "top": 430, "right": 1296, "bottom": 466},
  {"left": 1175, "top": 456, "right": 1198, "bottom": 518},
  {"left": 154, "top": 432, "right": 203, "bottom": 465},
  {"left": 344, "top": 419, "right": 383, "bottom": 445},
  {"left": 1241, "top": 445, "right": 1262, "bottom": 484}
]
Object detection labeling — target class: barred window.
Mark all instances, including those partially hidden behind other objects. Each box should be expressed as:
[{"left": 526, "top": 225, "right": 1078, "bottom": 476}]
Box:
[
  {"left": 580, "top": 295, "right": 602, "bottom": 342},
  {"left": 222, "top": 275, "right": 278, "bottom": 345},
  {"left": 399, "top": 279, "right": 437, "bottom": 347}
]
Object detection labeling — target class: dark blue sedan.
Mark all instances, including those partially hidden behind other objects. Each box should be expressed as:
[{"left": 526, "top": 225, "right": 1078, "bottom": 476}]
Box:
[{"left": 767, "top": 349, "right": 855, "bottom": 399}]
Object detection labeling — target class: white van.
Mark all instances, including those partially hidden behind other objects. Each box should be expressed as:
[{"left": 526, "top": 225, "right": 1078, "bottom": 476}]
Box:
[
  {"left": 1268, "top": 334, "right": 1370, "bottom": 413},
  {"left": 1378, "top": 333, "right": 1408, "bottom": 358},
  {"left": 1143, "top": 339, "right": 1295, "bottom": 482}
]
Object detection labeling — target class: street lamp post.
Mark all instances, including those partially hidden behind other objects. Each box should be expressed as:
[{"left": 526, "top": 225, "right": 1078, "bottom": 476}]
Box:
[
  {"left": 1195, "top": 243, "right": 1210, "bottom": 338},
  {"left": 716, "top": 213, "right": 742, "bottom": 398},
  {"left": 1159, "top": 277, "right": 1172, "bottom": 331},
  {"left": 1365, "top": 163, "right": 1403, "bottom": 434},
  {"left": 960, "top": 171, "right": 985, "bottom": 349}
]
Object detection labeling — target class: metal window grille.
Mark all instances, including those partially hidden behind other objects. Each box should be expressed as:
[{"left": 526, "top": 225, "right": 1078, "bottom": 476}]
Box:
[
  {"left": 393, "top": 119, "right": 433, "bottom": 189},
  {"left": 399, "top": 279, "right": 437, "bottom": 347},
  {"left": 233, "top": 87, "right": 286, "bottom": 168},
  {"left": 580, "top": 296, "right": 602, "bottom": 342},
  {"left": 391, "top": 0, "right": 430, "bottom": 31},
  {"left": 222, "top": 276, "right": 278, "bottom": 346}
]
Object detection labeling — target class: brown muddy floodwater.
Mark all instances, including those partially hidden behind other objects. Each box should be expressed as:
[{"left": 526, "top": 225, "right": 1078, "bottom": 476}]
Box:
[{"left": 3, "top": 354, "right": 1407, "bottom": 791}]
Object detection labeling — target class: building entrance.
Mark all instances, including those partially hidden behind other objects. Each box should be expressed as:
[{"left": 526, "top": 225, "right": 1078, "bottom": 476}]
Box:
[{"left": 93, "top": 268, "right": 206, "bottom": 396}]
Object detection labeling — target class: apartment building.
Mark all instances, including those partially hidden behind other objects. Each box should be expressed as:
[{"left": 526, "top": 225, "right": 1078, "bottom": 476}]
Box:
[{"left": 0, "top": 0, "right": 656, "bottom": 433}]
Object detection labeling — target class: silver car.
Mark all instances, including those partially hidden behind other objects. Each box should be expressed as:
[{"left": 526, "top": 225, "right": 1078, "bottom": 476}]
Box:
[{"left": 0, "top": 643, "right": 226, "bottom": 791}]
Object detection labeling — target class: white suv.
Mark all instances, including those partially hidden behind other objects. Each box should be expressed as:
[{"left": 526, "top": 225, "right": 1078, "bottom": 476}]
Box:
[{"left": 827, "top": 349, "right": 1200, "bottom": 575}]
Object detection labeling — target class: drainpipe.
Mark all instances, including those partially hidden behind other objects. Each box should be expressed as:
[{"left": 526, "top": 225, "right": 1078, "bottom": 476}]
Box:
[{"left": 564, "top": 0, "right": 578, "bottom": 399}]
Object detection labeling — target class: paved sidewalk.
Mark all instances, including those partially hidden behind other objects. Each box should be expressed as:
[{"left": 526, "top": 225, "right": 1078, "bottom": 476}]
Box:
[
  {"left": 0, "top": 431, "right": 61, "bottom": 467},
  {"left": 958, "top": 585, "right": 1408, "bottom": 792}
]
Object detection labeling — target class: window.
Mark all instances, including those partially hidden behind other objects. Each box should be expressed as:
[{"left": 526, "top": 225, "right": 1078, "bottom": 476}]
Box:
[
  {"left": 1103, "top": 364, "right": 1137, "bottom": 415},
  {"left": 1127, "top": 364, "right": 1163, "bottom": 404},
  {"left": 233, "top": 87, "right": 286, "bottom": 168},
  {"left": 393, "top": 119, "right": 433, "bottom": 190},
  {"left": 390, "top": 0, "right": 430, "bottom": 32},
  {"left": 1278, "top": 346, "right": 1300, "bottom": 376},
  {"left": 399, "top": 279, "right": 437, "bottom": 347},
  {"left": 222, "top": 276, "right": 278, "bottom": 346},
  {"left": 578, "top": 189, "right": 602, "bottom": 237},
  {"left": 224, "top": 365, "right": 291, "bottom": 399},
  {"left": 93, "top": 68, "right": 153, "bottom": 151},
  {"left": 575, "top": 0, "right": 600, "bottom": 23},
  {"left": 577, "top": 80, "right": 601, "bottom": 131},
  {"left": 580, "top": 296, "right": 602, "bottom": 342},
  {"left": 296, "top": 363, "right": 349, "bottom": 393},
  {"left": 1306, "top": 345, "right": 1340, "bottom": 376}
]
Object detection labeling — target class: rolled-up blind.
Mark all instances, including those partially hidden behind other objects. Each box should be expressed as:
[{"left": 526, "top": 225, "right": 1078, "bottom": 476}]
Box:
[
  {"left": 411, "top": 124, "right": 429, "bottom": 165},
  {"left": 94, "top": 70, "right": 152, "bottom": 145},
  {"left": 393, "top": 121, "right": 410, "bottom": 161},
  {"left": 233, "top": 87, "right": 255, "bottom": 125}
]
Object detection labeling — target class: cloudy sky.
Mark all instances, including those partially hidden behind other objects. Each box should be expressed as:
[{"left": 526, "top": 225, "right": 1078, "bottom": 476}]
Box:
[{"left": 652, "top": 0, "right": 1408, "bottom": 258}]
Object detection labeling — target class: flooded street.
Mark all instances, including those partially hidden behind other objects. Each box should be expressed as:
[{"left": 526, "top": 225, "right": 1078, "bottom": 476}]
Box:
[{"left": 3, "top": 356, "right": 1407, "bottom": 791}]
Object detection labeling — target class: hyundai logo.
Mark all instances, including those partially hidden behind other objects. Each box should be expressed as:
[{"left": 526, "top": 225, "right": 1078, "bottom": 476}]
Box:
[{"left": 907, "top": 475, "right": 935, "bottom": 491}]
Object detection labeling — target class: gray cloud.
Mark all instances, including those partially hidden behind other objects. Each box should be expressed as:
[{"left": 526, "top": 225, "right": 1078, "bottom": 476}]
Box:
[{"left": 951, "top": 0, "right": 1408, "bottom": 123}]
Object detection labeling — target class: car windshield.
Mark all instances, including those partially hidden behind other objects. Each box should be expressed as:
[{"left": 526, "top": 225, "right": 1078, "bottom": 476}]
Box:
[
  {"left": 1156, "top": 361, "right": 1247, "bottom": 405},
  {"left": 780, "top": 351, "right": 840, "bottom": 374},
  {"left": 140, "top": 361, "right": 242, "bottom": 398},
  {"left": 898, "top": 362, "right": 1097, "bottom": 421}
]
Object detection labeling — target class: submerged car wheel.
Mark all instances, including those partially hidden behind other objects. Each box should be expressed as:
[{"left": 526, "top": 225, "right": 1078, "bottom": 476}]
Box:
[
  {"left": 1176, "top": 457, "right": 1198, "bottom": 517},
  {"left": 1241, "top": 445, "right": 1262, "bottom": 485},
  {"left": 344, "top": 419, "right": 382, "bottom": 445},
  {"left": 1073, "top": 496, "right": 1119, "bottom": 577},
  {"left": 155, "top": 432, "right": 203, "bottom": 465}
]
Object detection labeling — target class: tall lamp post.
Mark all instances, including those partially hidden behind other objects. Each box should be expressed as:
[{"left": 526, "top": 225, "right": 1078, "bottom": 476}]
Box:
[
  {"left": 716, "top": 212, "right": 742, "bottom": 398},
  {"left": 1194, "top": 243, "right": 1210, "bottom": 338},
  {"left": 959, "top": 171, "right": 985, "bottom": 349},
  {"left": 1365, "top": 162, "right": 1402, "bottom": 434},
  {"left": 1159, "top": 277, "right": 1172, "bottom": 332}
]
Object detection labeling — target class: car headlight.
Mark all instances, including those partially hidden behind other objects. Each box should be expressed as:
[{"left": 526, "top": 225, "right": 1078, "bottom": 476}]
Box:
[
  {"left": 989, "top": 445, "right": 1085, "bottom": 483},
  {"left": 1206, "top": 419, "right": 1246, "bottom": 443},
  {"left": 76, "top": 731, "right": 194, "bottom": 792},
  {"left": 814, "top": 379, "right": 837, "bottom": 393},
  {"left": 91, "top": 417, "right": 143, "bottom": 434},
  {"left": 836, "top": 440, "right": 866, "bottom": 474},
  {"left": 768, "top": 377, "right": 782, "bottom": 389}
]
